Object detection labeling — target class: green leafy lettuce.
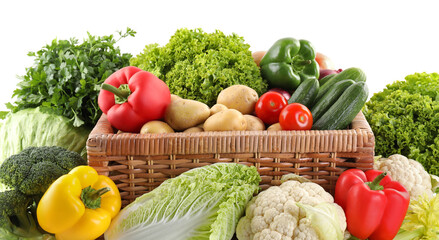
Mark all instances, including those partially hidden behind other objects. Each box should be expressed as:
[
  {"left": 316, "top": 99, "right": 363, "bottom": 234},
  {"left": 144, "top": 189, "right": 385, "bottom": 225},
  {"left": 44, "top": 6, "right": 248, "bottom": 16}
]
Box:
[
  {"left": 7, "top": 28, "right": 135, "bottom": 127},
  {"left": 363, "top": 72, "right": 439, "bottom": 176},
  {"left": 104, "top": 163, "right": 261, "bottom": 240},
  {"left": 394, "top": 193, "right": 439, "bottom": 240},
  {"left": 130, "top": 28, "right": 268, "bottom": 106},
  {"left": 0, "top": 107, "right": 89, "bottom": 163}
]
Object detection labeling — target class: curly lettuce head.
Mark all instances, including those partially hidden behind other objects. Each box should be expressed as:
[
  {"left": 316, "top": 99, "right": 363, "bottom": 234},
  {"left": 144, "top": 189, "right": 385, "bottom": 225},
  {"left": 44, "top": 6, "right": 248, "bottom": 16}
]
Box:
[
  {"left": 363, "top": 72, "right": 439, "bottom": 176},
  {"left": 130, "top": 28, "right": 268, "bottom": 106}
]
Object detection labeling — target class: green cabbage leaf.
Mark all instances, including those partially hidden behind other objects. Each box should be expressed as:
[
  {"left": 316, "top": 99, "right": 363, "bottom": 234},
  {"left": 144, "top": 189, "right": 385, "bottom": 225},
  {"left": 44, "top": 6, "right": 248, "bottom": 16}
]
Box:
[
  {"left": 104, "top": 163, "right": 261, "bottom": 240},
  {"left": 297, "top": 202, "right": 346, "bottom": 240},
  {"left": 0, "top": 107, "right": 90, "bottom": 163}
]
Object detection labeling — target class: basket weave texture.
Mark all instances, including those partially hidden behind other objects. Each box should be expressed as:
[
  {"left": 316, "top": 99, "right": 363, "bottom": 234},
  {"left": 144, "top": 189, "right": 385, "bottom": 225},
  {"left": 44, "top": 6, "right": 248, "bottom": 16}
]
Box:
[{"left": 87, "top": 111, "right": 374, "bottom": 207}]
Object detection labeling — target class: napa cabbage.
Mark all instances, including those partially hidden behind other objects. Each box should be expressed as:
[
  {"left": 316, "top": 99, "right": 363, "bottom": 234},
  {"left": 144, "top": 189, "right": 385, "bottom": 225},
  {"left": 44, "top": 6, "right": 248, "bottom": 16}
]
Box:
[{"left": 104, "top": 163, "right": 261, "bottom": 240}]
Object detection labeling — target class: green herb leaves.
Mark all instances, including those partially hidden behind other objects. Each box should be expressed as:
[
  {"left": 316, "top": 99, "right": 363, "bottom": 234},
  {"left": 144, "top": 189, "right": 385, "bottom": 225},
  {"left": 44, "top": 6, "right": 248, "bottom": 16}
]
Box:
[{"left": 8, "top": 28, "right": 136, "bottom": 127}]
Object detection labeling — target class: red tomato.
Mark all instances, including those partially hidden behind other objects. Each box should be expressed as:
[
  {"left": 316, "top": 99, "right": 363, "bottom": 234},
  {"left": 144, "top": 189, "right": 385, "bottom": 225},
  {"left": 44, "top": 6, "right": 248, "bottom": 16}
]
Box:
[
  {"left": 279, "top": 103, "right": 313, "bottom": 130},
  {"left": 255, "top": 92, "right": 288, "bottom": 125}
]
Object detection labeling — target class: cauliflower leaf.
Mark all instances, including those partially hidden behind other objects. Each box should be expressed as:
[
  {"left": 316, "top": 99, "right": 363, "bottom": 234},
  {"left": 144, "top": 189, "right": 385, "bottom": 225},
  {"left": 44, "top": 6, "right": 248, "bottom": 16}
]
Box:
[{"left": 236, "top": 179, "right": 346, "bottom": 240}]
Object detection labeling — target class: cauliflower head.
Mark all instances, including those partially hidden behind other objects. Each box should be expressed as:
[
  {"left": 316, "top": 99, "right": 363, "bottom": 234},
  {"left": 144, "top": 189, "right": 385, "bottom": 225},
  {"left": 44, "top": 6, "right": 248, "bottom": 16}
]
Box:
[
  {"left": 236, "top": 179, "right": 346, "bottom": 240},
  {"left": 374, "top": 154, "right": 433, "bottom": 199}
]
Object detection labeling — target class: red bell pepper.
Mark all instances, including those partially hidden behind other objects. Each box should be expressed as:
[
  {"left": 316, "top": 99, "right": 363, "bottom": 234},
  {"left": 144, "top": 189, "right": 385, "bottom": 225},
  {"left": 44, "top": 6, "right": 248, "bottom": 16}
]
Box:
[
  {"left": 98, "top": 66, "right": 171, "bottom": 132},
  {"left": 334, "top": 169, "right": 410, "bottom": 240}
]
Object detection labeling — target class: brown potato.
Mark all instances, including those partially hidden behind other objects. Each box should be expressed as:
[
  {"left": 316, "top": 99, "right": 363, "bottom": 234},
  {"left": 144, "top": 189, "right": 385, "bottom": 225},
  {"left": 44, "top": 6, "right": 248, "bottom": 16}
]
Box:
[
  {"left": 170, "top": 94, "right": 182, "bottom": 102},
  {"left": 183, "top": 127, "right": 204, "bottom": 133},
  {"left": 252, "top": 51, "right": 267, "bottom": 67},
  {"left": 267, "top": 123, "right": 282, "bottom": 131},
  {"left": 244, "top": 115, "right": 265, "bottom": 131},
  {"left": 217, "top": 85, "right": 259, "bottom": 115},
  {"left": 210, "top": 103, "right": 228, "bottom": 116},
  {"left": 204, "top": 109, "right": 247, "bottom": 131},
  {"left": 165, "top": 98, "right": 210, "bottom": 131},
  {"left": 140, "top": 121, "right": 174, "bottom": 134}
]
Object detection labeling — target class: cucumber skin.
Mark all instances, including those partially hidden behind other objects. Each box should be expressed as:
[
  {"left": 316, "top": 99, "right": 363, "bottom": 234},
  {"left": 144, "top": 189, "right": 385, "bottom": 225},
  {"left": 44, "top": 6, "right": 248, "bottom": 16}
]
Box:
[
  {"left": 316, "top": 67, "right": 366, "bottom": 100},
  {"left": 311, "top": 79, "right": 355, "bottom": 123},
  {"left": 319, "top": 73, "right": 336, "bottom": 86},
  {"left": 287, "top": 78, "right": 319, "bottom": 108},
  {"left": 312, "top": 82, "right": 369, "bottom": 130}
]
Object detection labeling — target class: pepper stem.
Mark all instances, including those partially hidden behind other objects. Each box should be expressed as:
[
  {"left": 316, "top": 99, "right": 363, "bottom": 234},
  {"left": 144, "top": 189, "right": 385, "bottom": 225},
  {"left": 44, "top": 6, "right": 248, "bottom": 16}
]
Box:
[
  {"left": 81, "top": 186, "right": 110, "bottom": 209},
  {"left": 296, "top": 59, "right": 312, "bottom": 66},
  {"left": 101, "top": 83, "right": 131, "bottom": 104},
  {"left": 366, "top": 172, "right": 387, "bottom": 191}
]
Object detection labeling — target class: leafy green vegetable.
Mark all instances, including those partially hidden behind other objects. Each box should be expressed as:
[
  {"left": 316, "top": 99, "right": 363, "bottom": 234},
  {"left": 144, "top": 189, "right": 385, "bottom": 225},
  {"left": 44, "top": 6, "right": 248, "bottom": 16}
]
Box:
[
  {"left": 0, "top": 111, "right": 8, "bottom": 120},
  {"left": 7, "top": 28, "right": 135, "bottom": 127},
  {"left": 104, "top": 163, "right": 261, "bottom": 240},
  {"left": 296, "top": 202, "right": 346, "bottom": 240},
  {"left": 130, "top": 28, "right": 268, "bottom": 106},
  {"left": 431, "top": 175, "right": 439, "bottom": 194},
  {"left": 394, "top": 193, "right": 439, "bottom": 240},
  {"left": 0, "top": 107, "right": 90, "bottom": 163},
  {"left": 0, "top": 190, "right": 55, "bottom": 240},
  {"left": 0, "top": 146, "right": 85, "bottom": 240},
  {"left": 0, "top": 146, "right": 86, "bottom": 196},
  {"left": 363, "top": 72, "right": 439, "bottom": 176}
]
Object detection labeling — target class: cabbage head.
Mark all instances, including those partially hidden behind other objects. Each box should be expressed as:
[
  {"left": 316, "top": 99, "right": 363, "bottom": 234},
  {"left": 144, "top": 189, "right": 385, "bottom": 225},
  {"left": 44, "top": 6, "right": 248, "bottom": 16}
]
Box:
[
  {"left": 0, "top": 107, "right": 90, "bottom": 163},
  {"left": 104, "top": 163, "right": 261, "bottom": 240}
]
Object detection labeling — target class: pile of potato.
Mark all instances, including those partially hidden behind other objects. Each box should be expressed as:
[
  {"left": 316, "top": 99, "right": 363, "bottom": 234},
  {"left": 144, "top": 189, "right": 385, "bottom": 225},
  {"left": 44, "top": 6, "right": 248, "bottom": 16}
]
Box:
[{"left": 139, "top": 85, "right": 279, "bottom": 134}]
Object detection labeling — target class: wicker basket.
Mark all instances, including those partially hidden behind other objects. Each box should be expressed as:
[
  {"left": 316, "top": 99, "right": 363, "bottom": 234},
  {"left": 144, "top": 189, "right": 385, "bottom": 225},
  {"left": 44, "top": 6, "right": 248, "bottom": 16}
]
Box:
[{"left": 87, "top": 111, "right": 374, "bottom": 207}]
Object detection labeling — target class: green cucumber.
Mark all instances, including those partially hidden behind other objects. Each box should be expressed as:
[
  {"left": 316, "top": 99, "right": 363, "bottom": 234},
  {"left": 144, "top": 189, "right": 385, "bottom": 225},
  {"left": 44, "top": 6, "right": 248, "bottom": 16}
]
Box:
[
  {"left": 311, "top": 79, "right": 355, "bottom": 122},
  {"left": 288, "top": 77, "right": 319, "bottom": 108},
  {"left": 319, "top": 73, "right": 336, "bottom": 86},
  {"left": 316, "top": 67, "right": 366, "bottom": 100},
  {"left": 312, "top": 81, "right": 369, "bottom": 130}
]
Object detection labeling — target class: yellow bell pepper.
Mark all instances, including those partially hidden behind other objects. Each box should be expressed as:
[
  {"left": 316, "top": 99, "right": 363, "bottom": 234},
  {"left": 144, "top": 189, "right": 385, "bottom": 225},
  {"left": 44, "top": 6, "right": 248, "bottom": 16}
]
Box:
[{"left": 37, "top": 165, "right": 121, "bottom": 240}]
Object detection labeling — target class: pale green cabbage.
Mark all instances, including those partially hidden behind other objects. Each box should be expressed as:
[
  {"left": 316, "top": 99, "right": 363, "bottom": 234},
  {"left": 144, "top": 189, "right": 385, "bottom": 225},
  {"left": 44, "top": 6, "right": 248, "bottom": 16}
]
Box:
[
  {"left": 0, "top": 107, "right": 90, "bottom": 163},
  {"left": 104, "top": 163, "right": 261, "bottom": 240},
  {"left": 394, "top": 193, "right": 439, "bottom": 240},
  {"left": 297, "top": 202, "right": 346, "bottom": 240}
]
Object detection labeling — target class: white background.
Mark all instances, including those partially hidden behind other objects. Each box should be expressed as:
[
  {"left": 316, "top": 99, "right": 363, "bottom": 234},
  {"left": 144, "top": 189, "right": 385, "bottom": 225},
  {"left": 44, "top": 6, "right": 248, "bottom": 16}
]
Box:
[{"left": 1, "top": 0, "right": 438, "bottom": 111}]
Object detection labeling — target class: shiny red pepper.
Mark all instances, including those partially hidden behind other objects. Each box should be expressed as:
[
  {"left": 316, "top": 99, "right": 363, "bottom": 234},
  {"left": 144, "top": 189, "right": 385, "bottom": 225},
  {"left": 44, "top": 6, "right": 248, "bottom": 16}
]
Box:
[
  {"left": 98, "top": 66, "right": 171, "bottom": 132},
  {"left": 334, "top": 169, "right": 410, "bottom": 240}
]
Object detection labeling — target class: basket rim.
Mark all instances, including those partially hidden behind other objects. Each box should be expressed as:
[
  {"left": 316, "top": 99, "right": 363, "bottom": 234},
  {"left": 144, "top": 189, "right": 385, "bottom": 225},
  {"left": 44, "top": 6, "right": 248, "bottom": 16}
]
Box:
[{"left": 87, "top": 111, "right": 374, "bottom": 156}]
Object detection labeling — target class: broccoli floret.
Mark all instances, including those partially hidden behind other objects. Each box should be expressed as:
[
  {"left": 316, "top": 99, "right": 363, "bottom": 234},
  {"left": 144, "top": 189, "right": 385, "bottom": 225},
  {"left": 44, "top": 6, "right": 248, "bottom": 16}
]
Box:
[
  {"left": 0, "top": 146, "right": 87, "bottom": 196},
  {"left": 0, "top": 190, "right": 54, "bottom": 239}
]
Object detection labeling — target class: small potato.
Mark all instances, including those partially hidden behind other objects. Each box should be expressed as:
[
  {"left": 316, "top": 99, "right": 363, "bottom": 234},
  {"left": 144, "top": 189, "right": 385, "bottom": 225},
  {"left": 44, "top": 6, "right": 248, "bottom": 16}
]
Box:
[
  {"left": 165, "top": 98, "right": 210, "bottom": 131},
  {"left": 267, "top": 123, "right": 282, "bottom": 131},
  {"left": 210, "top": 103, "right": 228, "bottom": 116},
  {"left": 244, "top": 115, "right": 265, "bottom": 131},
  {"left": 183, "top": 127, "right": 204, "bottom": 133},
  {"left": 217, "top": 85, "right": 259, "bottom": 115},
  {"left": 140, "top": 121, "right": 174, "bottom": 134},
  {"left": 196, "top": 123, "right": 204, "bottom": 130},
  {"left": 204, "top": 109, "right": 247, "bottom": 131},
  {"left": 252, "top": 51, "right": 267, "bottom": 67},
  {"left": 170, "top": 94, "right": 182, "bottom": 102}
]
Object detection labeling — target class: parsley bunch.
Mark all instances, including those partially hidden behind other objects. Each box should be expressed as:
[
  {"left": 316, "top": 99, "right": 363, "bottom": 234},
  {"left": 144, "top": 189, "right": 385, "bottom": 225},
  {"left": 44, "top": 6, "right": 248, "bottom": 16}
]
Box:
[{"left": 7, "top": 28, "right": 136, "bottom": 127}]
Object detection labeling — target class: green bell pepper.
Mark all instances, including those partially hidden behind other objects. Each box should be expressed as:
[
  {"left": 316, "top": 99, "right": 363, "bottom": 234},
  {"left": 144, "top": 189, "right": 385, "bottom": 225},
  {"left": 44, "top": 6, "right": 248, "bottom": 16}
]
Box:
[{"left": 260, "top": 38, "right": 319, "bottom": 91}]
